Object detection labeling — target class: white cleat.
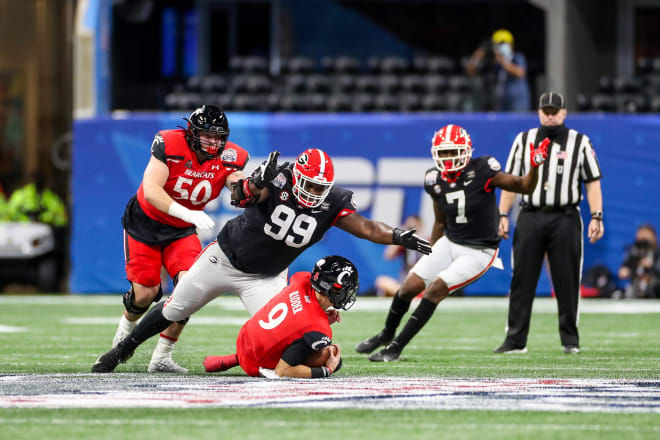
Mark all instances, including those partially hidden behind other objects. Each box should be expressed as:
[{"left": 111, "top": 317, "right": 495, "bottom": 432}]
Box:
[{"left": 148, "top": 355, "right": 189, "bottom": 374}]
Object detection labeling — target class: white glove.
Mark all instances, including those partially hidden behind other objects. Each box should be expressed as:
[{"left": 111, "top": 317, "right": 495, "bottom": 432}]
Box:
[{"left": 168, "top": 202, "right": 215, "bottom": 230}]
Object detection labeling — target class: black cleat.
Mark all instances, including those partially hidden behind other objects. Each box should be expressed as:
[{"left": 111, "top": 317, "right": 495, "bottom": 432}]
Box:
[
  {"left": 355, "top": 331, "right": 393, "bottom": 354},
  {"left": 493, "top": 341, "right": 527, "bottom": 354},
  {"left": 91, "top": 346, "right": 132, "bottom": 373},
  {"left": 368, "top": 342, "right": 402, "bottom": 362}
]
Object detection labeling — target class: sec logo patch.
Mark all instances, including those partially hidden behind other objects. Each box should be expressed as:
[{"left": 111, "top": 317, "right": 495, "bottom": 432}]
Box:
[{"left": 279, "top": 191, "right": 290, "bottom": 201}]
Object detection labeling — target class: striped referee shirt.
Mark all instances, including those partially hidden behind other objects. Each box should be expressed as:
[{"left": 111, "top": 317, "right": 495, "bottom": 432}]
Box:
[{"left": 504, "top": 127, "right": 602, "bottom": 208}]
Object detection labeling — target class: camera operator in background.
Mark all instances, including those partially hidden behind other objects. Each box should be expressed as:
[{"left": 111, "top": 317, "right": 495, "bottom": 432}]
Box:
[
  {"left": 618, "top": 224, "right": 660, "bottom": 299},
  {"left": 466, "top": 29, "right": 530, "bottom": 112}
]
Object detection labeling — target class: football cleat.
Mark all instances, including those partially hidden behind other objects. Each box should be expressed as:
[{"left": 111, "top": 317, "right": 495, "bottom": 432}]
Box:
[
  {"left": 355, "top": 331, "right": 393, "bottom": 354},
  {"left": 563, "top": 345, "right": 580, "bottom": 354},
  {"left": 368, "top": 342, "right": 402, "bottom": 362},
  {"left": 91, "top": 346, "right": 129, "bottom": 373},
  {"left": 493, "top": 342, "right": 528, "bottom": 354},
  {"left": 203, "top": 354, "right": 239, "bottom": 373},
  {"left": 148, "top": 355, "right": 189, "bottom": 374}
]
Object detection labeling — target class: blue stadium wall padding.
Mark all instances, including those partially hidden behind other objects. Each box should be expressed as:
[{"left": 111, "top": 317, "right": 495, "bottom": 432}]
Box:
[{"left": 72, "top": 113, "right": 660, "bottom": 294}]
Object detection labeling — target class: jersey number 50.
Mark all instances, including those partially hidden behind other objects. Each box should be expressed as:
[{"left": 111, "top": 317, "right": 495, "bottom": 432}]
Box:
[{"left": 264, "top": 205, "right": 318, "bottom": 248}]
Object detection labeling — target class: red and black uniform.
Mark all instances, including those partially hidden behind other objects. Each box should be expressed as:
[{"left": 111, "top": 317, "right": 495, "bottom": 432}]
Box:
[
  {"left": 122, "top": 129, "right": 248, "bottom": 286},
  {"left": 237, "top": 272, "right": 332, "bottom": 377}
]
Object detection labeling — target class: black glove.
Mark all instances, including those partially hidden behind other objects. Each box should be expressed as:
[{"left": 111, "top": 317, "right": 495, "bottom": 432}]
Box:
[
  {"left": 230, "top": 179, "right": 258, "bottom": 208},
  {"left": 251, "top": 150, "right": 280, "bottom": 189},
  {"left": 392, "top": 228, "right": 432, "bottom": 255}
]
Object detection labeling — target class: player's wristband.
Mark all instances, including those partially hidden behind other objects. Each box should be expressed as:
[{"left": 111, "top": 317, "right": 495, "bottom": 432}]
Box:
[
  {"left": 499, "top": 213, "right": 508, "bottom": 218},
  {"left": 310, "top": 366, "right": 332, "bottom": 378},
  {"left": 591, "top": 210, "right": 603, "bottom": 220}
]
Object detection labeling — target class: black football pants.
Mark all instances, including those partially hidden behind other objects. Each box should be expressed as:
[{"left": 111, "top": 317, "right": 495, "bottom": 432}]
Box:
[{"left": 505, "top": 208, "right": 582, "bottom": 347}]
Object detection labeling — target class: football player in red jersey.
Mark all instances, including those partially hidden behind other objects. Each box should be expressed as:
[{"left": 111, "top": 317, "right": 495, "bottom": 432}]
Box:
[
  {"left": 91, "top": 148, "right": 430, "bottom": 374},
  {"left": 111, "top": 105, "right": 251, "bottom": 374},
  {"left": 356, "top": 124, "right": 550, "bottom": 362},
  {"left": 203, "top": 255, "right": 358, "bottom": 378}
]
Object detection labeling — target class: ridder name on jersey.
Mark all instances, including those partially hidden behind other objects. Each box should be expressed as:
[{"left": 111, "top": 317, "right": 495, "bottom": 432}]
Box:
[
  {"left": 289, "top": 291, "right": 303, "bottom": 314},
  {"left": 184, "top": 169, "right": 216, "bottom": 179}
]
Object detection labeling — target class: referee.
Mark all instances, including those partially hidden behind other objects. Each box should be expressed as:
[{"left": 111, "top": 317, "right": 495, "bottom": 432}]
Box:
[{"left": 495, "top": 91, "right": 604, "bottom": 355}]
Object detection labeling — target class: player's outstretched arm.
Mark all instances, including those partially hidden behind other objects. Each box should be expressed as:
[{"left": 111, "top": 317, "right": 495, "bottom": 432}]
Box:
[
  {"left": 335, "top": 212, "right": 432, "bottom": 254},
  {"left": 491, "top": 138, "right": 549, "bottom": 194},
  {"left": 230, "top": 150, "right": 279, "bottom": 208}
]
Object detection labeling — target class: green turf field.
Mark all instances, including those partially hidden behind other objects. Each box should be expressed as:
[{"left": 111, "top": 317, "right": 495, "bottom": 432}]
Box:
[{"left": 1, "top": 295, "right": 659, "bottom": 439}]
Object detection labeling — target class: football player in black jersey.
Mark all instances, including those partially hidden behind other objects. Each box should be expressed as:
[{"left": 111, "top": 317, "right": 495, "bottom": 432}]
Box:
[
  {"left": 356, "top": 124, "right": 549, "bottom": 362},
  {"left": 92, "top": 148, "right": 431, "bottom": 373}
]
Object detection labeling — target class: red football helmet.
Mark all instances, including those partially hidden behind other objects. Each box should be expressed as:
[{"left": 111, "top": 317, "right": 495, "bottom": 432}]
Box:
[
  {"left": 431, "top": 124, "right": 473, "bottom": 174},
  {"left": 292, "top": 148, "right": 335, "bottom": 208}
]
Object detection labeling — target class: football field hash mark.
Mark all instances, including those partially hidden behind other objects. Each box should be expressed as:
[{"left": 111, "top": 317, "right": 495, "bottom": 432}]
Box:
[{"left": 1, "top": 374, "right": 658, "bottom": 413}]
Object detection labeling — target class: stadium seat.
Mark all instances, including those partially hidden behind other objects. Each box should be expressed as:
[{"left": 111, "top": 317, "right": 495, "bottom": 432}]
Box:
[
  {"left": 352, "top": 93, "right": 375, "bottom": 112},
  {"left": 652, "top": 57, "right": 660, "bottom": 73},
  {"left": 186, "top": 76, "right": 202, "bottom": 93},
  {"left": 575, "top": 93, "right": 591, "bottom": 111},
  {"left": 377, "top": 75, "right": 401, "bottom": 94},
  {"left": 636, "top": 57, "right": 653, "bottom": 74},
  {"left": 400, "top": 74, "right": 426, "bottom": 94},
  {"left": 373, "top": 94, "right": 399, "bottom": 112},
  {"left": 615, "top": 94, "right": 648, "bottom": 113},
  {"left": 398, "top": 93, "right": 422, "bottom": 112},
  {"left": 279, "top": 94, "right": 309, "bottom": 112},
  {"left": 231, "top": 94, "right": 267, "bottom": 111},
  {"left": 448, "top": 75, "right": 472, "bottom": 92},
  {"left": 331, "top": 74, "right": 357, "bottom": 93},
  {"left": 305, "top": 74, "right": 331, "bottom": 93},
  {"left": 414, "top": 55, "right": 457, "bottom": 74},
  {"left": 200, "top": 75, "right": 228, "bottom": 93},
  {"left": 230, "top": 55, "right": 269, "bottom": 73},
  {"left": 367, "top": 55, "right": 410, "bottom": 74},
  {"left": 280, "top": 56, "right": 316, "bottom": 74},
  {"left": 643, "top": 74, "right": 660, "bottom": 93},
  {"left": 446, "top": 92, "right": 471, "bottom": 112},
  {"left": 326, "top": 94, "right": 353, "bottom": 113},
  {"left": 590, "top": 94, "right": 616, "bottom": 112},
  {"left": 421, "top": 94, "right": 447, "bottom": 111},
  {"left": 598, "top": 76, "right": 614, "bottom": 93},
  {"left": 283, "top": 74, "right": 306, "bottom": 93},
  {"left": 424, "top": 75, "right": 448, "bottom": 93},
  {"left": 355, "top": 75, "right": 380, "bottom": 94},
  {"left": 650, "top": 95, "right": 660, "bottom": 112},
  {"left": 613, "top": 76, "right": 642, "bottom": 94},
  {"left": 321, "top": 56, "right": 361, "bottom": 74}
]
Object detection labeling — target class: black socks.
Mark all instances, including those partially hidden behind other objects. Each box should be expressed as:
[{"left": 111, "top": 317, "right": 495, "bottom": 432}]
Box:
[
  {"left": 393, "top": 297, "right": 438, "bottom": 350},
  {"left": 383, "top": 294, "right": 412, "bottom": 338},
  {"left": 119, "top": 301, "right": 173, "bottom": 355}
]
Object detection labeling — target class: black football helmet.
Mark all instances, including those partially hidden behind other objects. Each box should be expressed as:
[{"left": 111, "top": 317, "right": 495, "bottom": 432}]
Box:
[
  {"left": 310, "top": 255, "right": 359, "bottom": 311},
  {"left": 185, "top": 105, "right": 230, "bottom": 160}
]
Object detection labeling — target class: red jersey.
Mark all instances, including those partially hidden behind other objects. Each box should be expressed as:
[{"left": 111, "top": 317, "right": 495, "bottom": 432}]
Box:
[
  {"left": 237, "top": 272, "right": 332, "bottom": 376},
  {"left": 136, "top": 129, "right": 249, "bottom": 228}
]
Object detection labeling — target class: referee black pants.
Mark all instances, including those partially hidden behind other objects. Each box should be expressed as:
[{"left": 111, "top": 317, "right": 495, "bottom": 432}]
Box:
[{"left": 505, "top": 207, "right": 582, "bottom": 347}]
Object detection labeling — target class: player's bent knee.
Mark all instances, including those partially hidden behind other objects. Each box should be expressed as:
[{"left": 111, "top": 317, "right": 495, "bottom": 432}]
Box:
[
  {"left": 424, "top": 278, "right": 450, "bottom": 303},
  {"left": 399, "top": 273, "right": 426, "bottom": 300},
  {"left": 123, "top": 287, "right": 152, "bottom": 314}
]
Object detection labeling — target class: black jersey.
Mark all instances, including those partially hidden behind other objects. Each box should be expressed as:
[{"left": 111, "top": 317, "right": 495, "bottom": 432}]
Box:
[
  {"left": 218, "top": 167, "right": 356, "bottom": 275},
  {"left": 424, "top": 156, "right": 502, "bottom": 249}
]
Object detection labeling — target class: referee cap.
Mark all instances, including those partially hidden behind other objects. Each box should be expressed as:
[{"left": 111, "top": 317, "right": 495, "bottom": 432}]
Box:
[
  {"left": 491, "top": 29, "right": 514, "bottom": 45},
  {"left": 539, "top": 92, "right": 566, "bottom": 110}
]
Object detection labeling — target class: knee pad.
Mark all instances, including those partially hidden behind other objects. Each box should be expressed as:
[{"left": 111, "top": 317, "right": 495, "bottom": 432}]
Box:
[{"left": 123, "top": 287, "right": 150, "bottom": 315}]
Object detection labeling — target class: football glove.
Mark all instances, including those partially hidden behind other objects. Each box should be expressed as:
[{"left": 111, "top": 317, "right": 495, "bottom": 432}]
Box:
[
  {"left": 230, "top": 179, "right": 258, "bottom": 208},
  {"left": 168, "top": 202, "right": 215, "bottom": 230},
  {"left": 392, "top": 228, "right": 432, "bottom": 255},
  {"left": 530, "top": 137, "right": 550, "bottom": 168},
  {"left": 251, "top": 150, "right": 280, "bottom": 189}
]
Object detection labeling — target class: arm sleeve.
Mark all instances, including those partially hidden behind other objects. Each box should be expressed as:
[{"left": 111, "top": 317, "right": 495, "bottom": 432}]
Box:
[
  {"left": 150, "top": 133, "right": 167, "bottom": 164},
  {"left": 280, "top": 331, "right": 331, "bottom": 366},
  {"left": 423, "top": 168, "right": 439, "bottom": 195}
]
